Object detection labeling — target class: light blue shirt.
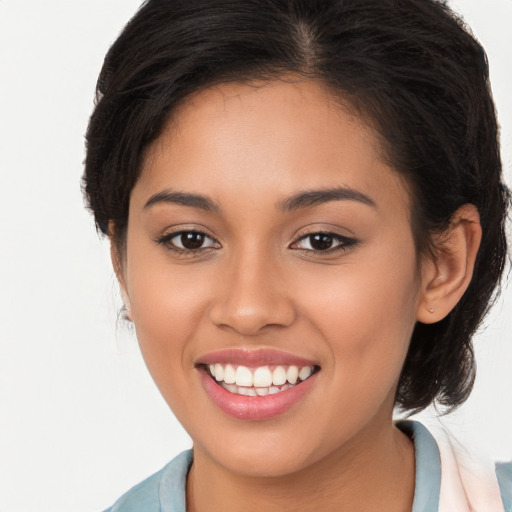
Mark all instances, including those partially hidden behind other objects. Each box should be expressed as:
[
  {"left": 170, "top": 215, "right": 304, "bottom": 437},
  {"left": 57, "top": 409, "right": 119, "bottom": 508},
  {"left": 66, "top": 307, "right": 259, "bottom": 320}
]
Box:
[{"left": 104, "top": 421, "right": 512, "bottom": 512}]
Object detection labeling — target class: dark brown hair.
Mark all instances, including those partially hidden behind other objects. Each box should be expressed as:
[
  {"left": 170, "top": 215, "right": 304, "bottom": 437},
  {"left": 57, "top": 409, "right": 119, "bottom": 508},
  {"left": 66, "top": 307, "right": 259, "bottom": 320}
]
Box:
[{"left": 84, "top": 0, "right": 509, "bottom": 413}]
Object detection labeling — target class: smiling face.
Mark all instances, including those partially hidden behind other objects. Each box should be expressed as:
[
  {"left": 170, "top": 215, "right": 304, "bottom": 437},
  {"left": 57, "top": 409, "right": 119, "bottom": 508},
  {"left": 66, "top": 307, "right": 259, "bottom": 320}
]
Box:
[{"left": 118, "top": 78, "right": 427, "bottom": 477}]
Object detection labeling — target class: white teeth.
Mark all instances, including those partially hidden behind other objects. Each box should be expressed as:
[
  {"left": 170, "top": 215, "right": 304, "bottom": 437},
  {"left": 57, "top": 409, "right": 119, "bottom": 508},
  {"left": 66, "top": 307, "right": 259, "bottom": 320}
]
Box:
[
  {"left": 235, "top": 365, "right": 253, "bottom": 387},
  {"left": 223, "top": 383, "right": 238, "bottom": 393},
  {"left": 223, "top": 364, "right": 236, "bottom": 384},
  {"left": 287, "top": 365, "right": 299, "bottom": 384},
  {"left": 220, "top": 382, "right": 293, "bottom": 396},
  {"left": 238, "top": 386, "right": 257, "bottom": 397},
  {"left": 299, "top": 365, "right": 313, "bottom": 381},
  {"left": 253, "top": 366, "right": 273, "bottom": 387},
  {"left": 214, "top": 363, "right": 224, "bottom": 382},
  {"left": 272, "top": 366, "right": 287, "bottom": 386},
  {"left": 208, "top": 363, "right": 316, "bottom": 395}
]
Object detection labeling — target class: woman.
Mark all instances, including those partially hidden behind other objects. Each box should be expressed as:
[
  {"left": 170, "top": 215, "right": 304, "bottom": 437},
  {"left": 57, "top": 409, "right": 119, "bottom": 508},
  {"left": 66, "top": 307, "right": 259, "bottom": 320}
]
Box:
[{"left": 83, "top": 0, "right": 511, "bottom": 510}]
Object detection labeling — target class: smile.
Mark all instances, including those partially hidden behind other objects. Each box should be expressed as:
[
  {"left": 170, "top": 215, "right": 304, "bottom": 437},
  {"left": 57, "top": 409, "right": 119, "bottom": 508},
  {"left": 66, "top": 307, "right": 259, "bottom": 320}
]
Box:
[
  {"left": 207, "top": 364, "right": 316, "bottom": 396},
  {"left": 197, "top": 350, "right": 320, "bottom": 420}
]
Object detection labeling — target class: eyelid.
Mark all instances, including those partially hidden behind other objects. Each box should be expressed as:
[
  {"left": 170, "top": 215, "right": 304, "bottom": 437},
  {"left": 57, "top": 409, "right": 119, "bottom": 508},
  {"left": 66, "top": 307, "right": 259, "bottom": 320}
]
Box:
[
  {"left": 290, "top": 229, "right": 358, "bottom": 253},
  {"left": 291, "top": 222, "right": 356, "bottom": 239},
  {"left": 154, "top": 224, "right": 357, "bottom": 255},
  {"left": 156, "top": 223, "right": 218, "bottom": 240},
  {"left": 155, "top": 225, "right": 221, "bottom": 253},
  {"left": 169, "top": 231, "right": 219, "bottom": 248}
]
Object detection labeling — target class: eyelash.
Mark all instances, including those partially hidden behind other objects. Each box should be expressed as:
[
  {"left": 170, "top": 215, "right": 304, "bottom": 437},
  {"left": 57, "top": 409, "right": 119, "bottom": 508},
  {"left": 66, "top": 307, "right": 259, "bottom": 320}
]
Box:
[
  {"left": 156, "top": 230, "right": 357, "bottom": 255},
  {"left": 291, "top": 232, "right": 358, "bottom": 253},
  {"left": 156, "top": 230, "right": 220, "bottom": 256}
]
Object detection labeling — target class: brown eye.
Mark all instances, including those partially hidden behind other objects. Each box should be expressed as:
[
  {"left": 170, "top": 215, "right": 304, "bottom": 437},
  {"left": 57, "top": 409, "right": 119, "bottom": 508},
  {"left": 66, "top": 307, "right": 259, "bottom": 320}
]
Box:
[
  {"left": 292, "top": 232, "right": 357, "bottom": 253},
  {"left": 309, "top": 234, "right": 334, "bottom": 251},
  {"left": 158, "top": 230, "right": 220, "bottom": 252},
  {"left": 180, "top": 232, "right": 206, "bottom": 249}
]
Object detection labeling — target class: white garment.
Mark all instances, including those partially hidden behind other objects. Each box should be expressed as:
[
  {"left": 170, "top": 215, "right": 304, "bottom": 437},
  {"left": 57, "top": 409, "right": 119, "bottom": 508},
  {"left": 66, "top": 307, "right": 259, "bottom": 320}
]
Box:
[{"left": 430, "top": 424, "right": 507, "bottom": 512}]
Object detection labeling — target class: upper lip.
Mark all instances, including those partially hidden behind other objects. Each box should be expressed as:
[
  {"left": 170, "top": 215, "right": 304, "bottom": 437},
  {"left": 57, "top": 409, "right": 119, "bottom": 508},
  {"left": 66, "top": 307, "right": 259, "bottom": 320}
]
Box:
[{"left": 196, "top": 348, "right": 319, "bottom": 368}]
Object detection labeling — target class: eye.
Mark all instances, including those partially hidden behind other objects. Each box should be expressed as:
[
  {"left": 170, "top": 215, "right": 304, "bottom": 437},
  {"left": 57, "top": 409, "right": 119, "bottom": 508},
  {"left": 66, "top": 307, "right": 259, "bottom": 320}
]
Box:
[
  {"left": 291, "top": 232, "right": 357, "bottom": 252},
  {"left": 157, "top": 230, "right": 220, "bottom": 252}
]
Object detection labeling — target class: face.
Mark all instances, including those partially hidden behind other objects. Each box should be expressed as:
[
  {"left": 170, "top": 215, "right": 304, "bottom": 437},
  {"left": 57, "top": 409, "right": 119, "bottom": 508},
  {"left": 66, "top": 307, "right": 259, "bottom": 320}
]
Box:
[{"left": 119, "top": 79, "right": 426, "bottom": 477}]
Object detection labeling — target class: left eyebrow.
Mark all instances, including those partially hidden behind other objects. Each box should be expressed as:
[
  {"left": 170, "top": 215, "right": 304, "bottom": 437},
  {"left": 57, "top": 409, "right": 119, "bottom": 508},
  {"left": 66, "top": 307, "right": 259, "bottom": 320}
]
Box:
[{"left": 278, "top": 186, "right": 377, "bottom": 212}]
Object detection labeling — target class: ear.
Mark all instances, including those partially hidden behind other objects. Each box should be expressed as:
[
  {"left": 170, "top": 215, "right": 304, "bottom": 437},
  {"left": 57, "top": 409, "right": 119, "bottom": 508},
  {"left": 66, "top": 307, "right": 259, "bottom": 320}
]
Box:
[
  {"left": 109, "top": 222, "right": 132, "bottom": 321},
  {"left": 416, "top": 204, "right": 482, "bottom": 324}
]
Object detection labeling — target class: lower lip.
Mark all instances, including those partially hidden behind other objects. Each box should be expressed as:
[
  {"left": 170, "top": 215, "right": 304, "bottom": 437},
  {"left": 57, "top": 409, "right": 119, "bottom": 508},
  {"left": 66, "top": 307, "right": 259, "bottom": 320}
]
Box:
[{"left": 199, "top": 367, "right": 318, "bottom": 420}]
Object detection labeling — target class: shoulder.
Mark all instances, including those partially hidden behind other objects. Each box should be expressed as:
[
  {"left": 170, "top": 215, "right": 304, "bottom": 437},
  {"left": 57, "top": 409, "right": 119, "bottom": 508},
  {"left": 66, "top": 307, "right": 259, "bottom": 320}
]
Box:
[{"left": 103, "top": 450, "right": 193, "bottom": 512}]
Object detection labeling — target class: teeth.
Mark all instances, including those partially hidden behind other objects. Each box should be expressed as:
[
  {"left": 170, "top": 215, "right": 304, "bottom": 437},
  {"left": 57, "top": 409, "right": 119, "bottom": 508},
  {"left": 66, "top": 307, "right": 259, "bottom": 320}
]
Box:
[
  {"left": 253, "top": 366, "right": 273, "bottom": 387},
  {"left": 223, "top": 383, "right": 238, "bottom": 393},
  {"left": 299, "top": 366, "right": 313, "bottom": 381},
  {"left": 208, "top": 363, "right": 316, "bottom": 395},
  {"left": 235, "top": 366, "right": 253, "bottom": 387},
  {"left": 220, "top": 382, "right": 294, "bottom": 396},
  {"left": 272, "top": 366, "right": 287, "bottom": 386},
  {"left": 287, "top": 365, "right": 299, "bottom": 384},
  {"left": 214, "top": 363, "right": 224, "bottom": 382},
  {"left": 238, "top": 386, "right": 257, "bottom": 397},
  {"left": 223, "top": 364, "right": 236, "bottom": 384}
]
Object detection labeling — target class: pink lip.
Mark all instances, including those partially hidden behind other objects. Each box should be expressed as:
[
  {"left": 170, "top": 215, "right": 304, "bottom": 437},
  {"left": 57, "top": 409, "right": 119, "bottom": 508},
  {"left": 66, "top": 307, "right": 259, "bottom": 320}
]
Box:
[
  {"left": 197, "top": 348, "right": 317, "bottom": 367},
  {"left": 198, "top": 366, "right": 319, "bottom": 421}
]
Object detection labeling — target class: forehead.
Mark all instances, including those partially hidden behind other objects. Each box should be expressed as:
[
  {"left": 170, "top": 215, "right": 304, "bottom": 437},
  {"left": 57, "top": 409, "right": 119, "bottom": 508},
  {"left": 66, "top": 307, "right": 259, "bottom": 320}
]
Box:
[{"left": 135, "top": 78, "right": 410, "bottom": 216}]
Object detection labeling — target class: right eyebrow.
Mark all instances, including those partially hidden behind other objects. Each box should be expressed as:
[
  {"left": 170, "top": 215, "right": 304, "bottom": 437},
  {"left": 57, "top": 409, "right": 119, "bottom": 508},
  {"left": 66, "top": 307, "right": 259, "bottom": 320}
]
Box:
[{"left": 143, "top": 190, "right": 221, "bottom": 213}]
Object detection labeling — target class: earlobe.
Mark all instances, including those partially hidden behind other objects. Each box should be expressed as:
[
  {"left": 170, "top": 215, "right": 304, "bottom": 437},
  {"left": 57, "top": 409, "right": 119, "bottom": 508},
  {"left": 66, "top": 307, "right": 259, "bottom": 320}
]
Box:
[
  {"left": 119, "top": 289, "right": 132, "bottom": 322},
  {"left": 109, "top": 223, "right": 132, "bottom": 321},
  {"left": 417, "top": 204, "right": 482, "bottom": 324}
]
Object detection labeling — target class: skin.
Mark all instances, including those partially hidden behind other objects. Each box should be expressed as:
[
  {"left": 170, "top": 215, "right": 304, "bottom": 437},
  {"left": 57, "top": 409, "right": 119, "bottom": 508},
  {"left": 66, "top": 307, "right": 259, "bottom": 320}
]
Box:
[{"left": 113, "top": 78, "right": 481, "bottom": 511}]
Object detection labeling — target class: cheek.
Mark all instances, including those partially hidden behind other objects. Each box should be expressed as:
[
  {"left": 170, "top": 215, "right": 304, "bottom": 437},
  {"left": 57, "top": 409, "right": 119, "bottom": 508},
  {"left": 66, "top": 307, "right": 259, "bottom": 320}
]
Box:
[
  {"left": 284, "top": 247, "right": 421, "bottom": 443},
  {"left": 124, "top": 245, "right": 213, "bottom": 376},
  {"left": 296, "top": 242, "right": 421, "bottom": 380}
]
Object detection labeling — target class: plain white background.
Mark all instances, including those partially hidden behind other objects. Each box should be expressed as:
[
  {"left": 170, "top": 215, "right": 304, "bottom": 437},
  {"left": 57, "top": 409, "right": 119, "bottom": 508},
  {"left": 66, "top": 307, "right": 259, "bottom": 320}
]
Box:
[{"left": 0, "top": 1, "right": 510, "bottom": 511}]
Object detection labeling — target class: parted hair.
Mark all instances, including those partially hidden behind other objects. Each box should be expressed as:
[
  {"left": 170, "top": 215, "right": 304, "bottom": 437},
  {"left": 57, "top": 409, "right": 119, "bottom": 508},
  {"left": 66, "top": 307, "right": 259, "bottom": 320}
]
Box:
[{"left": 84, "top": 0, "right": 509, "bottom": 413}]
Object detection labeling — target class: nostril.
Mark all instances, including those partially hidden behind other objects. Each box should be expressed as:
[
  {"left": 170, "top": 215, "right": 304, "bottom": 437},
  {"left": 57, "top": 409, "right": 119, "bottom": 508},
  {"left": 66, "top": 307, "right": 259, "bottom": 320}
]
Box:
[
  {"left": 209, "top": 299, "right": 297, "bottom": 336},
  {"left": 208, "top": 257, "right": 298, "bottom": 333}
]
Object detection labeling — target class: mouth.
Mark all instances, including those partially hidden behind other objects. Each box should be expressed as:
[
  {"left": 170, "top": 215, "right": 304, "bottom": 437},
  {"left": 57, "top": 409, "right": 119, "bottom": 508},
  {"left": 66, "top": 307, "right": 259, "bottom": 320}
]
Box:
[
  {"left": 197, "top": 349, "right": 321, "bottom": 420},
  {"left": 205, "top": 363, "right": 318, "bottom": 397}
]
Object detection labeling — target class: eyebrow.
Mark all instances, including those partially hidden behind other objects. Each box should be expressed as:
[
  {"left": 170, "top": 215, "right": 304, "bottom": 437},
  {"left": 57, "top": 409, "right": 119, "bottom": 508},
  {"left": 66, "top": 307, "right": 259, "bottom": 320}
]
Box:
[
  {"left": 143, "top": 190, "right": 221, "bottom": 213},
  {"left": 143, "top": 185, "right": 376, "bottom": 214},
  {"left": 279, "top": 186, "right": 376, "bottom": 212}
]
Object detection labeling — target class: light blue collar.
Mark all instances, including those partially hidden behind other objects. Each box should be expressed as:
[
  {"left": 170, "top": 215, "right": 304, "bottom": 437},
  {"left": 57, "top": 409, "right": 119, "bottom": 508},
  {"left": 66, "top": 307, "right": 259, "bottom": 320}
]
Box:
[{"left": 397, "top": 420, "right": 441, "bottom": 512}]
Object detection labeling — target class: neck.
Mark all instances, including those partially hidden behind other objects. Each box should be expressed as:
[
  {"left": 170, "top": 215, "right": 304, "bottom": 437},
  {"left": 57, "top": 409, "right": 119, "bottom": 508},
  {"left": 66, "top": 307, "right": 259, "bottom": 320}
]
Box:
[{"left": 186, "top": 419, "right": 415, "bottom": 512}]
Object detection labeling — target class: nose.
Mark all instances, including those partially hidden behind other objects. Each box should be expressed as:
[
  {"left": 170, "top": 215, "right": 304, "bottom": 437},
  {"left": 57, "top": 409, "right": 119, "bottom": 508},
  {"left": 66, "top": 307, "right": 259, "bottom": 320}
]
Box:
[{"left": 209, "top": 248, "right": 297, "bottom": 336}]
